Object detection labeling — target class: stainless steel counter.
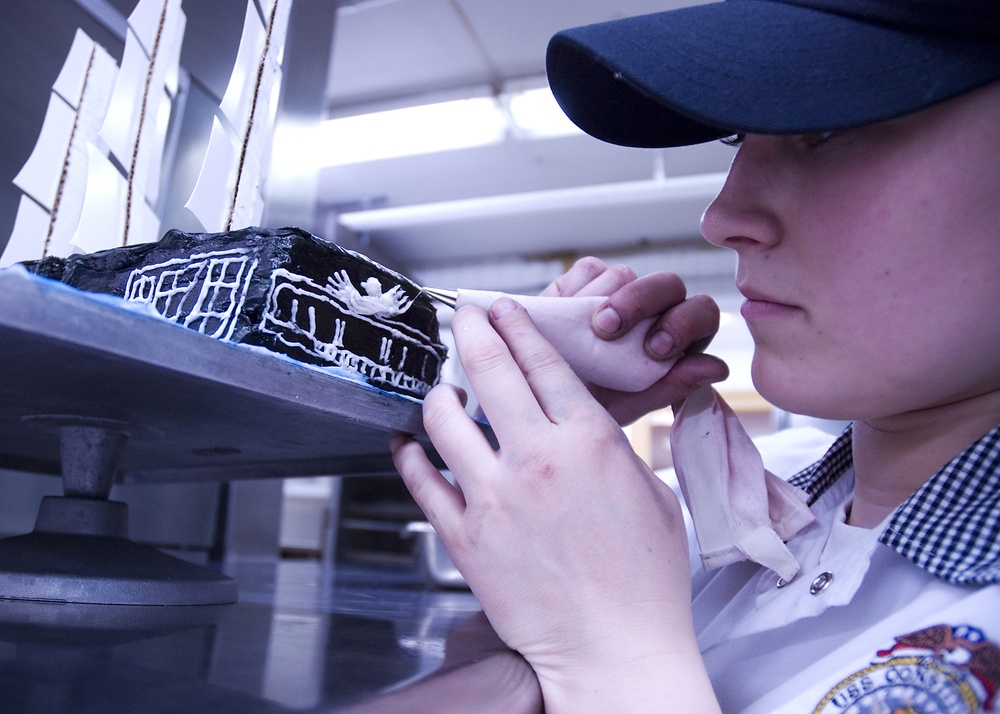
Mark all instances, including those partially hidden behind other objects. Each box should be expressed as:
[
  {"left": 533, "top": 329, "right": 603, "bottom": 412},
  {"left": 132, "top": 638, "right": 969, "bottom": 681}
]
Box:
[{"left": 0, "top": 560, "right": 542, "bottom": 713}]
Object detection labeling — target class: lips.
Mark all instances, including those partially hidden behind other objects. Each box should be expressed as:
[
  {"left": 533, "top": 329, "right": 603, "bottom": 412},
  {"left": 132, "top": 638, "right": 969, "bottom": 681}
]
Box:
[
  {"left": 738, "top": 283, "right": 790, "bottom": 304},
  {"left": 737, "top": 284, "right": 799, "bottom": 320}
]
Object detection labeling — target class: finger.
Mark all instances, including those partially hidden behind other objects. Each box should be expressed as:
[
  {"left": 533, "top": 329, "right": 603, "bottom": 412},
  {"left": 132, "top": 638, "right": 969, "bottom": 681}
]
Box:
[
  {"left": 596, "top": 353, "right": 730, "bottom": 425},
  {"left": 391, "top": 433, "right": 465, "bottom": 535},
  {"left": 570, "top": 263, "right": 638, "bottom": 298},
  {"left": 592, "top": 271, "right": 688, "bottom": 340},
  {"left": 420, "top": 384, "right": 497, "bottom": 495},
  {"left": 539, "top": 257, "right": 607, "bottom": 297},
  {"left": 646, "top": 293, "right": 721, "bottom": 360},
  {"left": 450, "top": 304, "right": 554, "bottom": 435},
  {"left": 488, "top": 298, "right": 597, "bottom": 423}
]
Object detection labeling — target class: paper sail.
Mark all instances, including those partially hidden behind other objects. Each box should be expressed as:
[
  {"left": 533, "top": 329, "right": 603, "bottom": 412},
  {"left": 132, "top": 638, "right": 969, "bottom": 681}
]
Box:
[
  {"left": 13, "top": 95, "right": 77, "bottom": 223},
  {"left": 1, "top": 29, "right": 117, "bottom": 267},
  {"left": 184, "top": 116, "right": 240, "bottom": 233},
  {"left": 73, "top": 145, "right": 160, "bottom": 254},
  {"left": 186, "top": 0, "right": 292, "bottom": 233},
  {"left": 128, "top": 0, "right": 184, "bottom": 98},
  {"left": 3, "top": 196, "right": 53, "bottom": 267},
  {"left": 74, "top": 0, "right": 186, "bottom": 251}
]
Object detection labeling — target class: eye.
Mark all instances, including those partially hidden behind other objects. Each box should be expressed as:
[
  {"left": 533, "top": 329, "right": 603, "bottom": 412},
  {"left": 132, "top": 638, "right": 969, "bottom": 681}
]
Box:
[
  {"left": 796, "top": 131, "right": 837, "bottom": 149},
  {"left": 720, "top": 133, "right": 744, "bottom": 147}
]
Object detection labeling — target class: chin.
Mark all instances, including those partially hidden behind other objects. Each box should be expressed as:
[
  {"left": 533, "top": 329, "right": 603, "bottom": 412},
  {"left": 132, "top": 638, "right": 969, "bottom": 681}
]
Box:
[{"left": 751, "top": 363, "right": 857, "bottom": 422}]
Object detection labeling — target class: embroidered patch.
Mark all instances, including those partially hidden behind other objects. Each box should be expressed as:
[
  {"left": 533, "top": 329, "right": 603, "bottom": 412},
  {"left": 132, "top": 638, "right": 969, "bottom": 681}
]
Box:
[{"left": 813, "top": 624, "right": 1000, "bottom": 713}]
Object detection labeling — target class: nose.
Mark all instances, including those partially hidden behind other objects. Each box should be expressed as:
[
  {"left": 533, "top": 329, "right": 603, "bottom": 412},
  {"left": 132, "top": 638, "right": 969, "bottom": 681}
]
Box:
[{"left": 701, "top": 136, "right": 782, "bottom": 251}]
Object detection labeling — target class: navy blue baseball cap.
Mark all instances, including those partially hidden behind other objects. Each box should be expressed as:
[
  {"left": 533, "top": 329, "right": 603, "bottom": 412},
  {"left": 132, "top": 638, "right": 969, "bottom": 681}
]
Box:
[{"left": 546, "top": 0, "right": 1000, "bottom": 147}]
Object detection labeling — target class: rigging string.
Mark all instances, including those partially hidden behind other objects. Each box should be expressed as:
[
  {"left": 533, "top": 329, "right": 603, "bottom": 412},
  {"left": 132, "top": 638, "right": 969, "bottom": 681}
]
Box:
[
  {"left": 225, "top": 0, "right": 280, "bottom": 232},
  {"left": 47, "top": 46, "right": 97, "bottom": 257},
  {"left": 123, "top": 0, "right": 169, "bottom": 246}
]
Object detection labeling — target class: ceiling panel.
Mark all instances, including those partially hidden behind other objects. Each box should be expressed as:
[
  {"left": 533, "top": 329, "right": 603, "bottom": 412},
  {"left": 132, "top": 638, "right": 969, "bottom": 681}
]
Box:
[
  {"left": 326, "top": 0, "right": 493, "bottom": 110},
  {"left": 317, "top": 0, "right": 736, "bottom": 292},
  {"left": 327, "top": 0, "right": 702, "bottom": 111},
  {"left": 457, "top": 0, "right": 699, "bottom": 80}
]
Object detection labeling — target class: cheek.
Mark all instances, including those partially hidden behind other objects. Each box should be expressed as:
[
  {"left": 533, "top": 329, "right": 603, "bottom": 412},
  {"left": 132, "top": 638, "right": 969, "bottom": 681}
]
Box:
[
  {"left": 802, "top": 161, "right": 968, "bottom": 322},
  {"left": 747, "top": 241, "right": 983, "bottom": 420},
  {"left": 751, "top": 248, "right": 1000, "bottom": 420}
]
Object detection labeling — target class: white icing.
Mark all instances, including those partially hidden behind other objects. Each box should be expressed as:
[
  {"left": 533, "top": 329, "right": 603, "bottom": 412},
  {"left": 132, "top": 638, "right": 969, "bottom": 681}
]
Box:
[
  {"left": 123, "top": 248, "right": 257, "bottom": 340},
  {"left": 226, "top": 337, "right": 425, "bottom": 404},
  {"left": 117, "top": 253, "right": 440, "bottom": 394},
  {"left": 260, "top": 268, "right": 442, "bottom": 394},
  {"left": 328, "top": 270, "right": 414, "bottom": 317}
]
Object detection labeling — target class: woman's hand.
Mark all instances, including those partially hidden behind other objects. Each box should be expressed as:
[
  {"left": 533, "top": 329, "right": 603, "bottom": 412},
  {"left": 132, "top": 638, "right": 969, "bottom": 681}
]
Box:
[
  {"left": 339, "top": 612, "right": 543, "bottom": 714},
  {"left": 391, "top": 299, "right": 720, "bottom": 712},
  {"left": 541, "top": 257, "right": 729, "bottom": 424}
]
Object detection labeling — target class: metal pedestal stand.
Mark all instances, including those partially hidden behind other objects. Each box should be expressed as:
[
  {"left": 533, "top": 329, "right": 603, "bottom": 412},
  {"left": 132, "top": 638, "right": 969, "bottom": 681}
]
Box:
[{"left": 0, "top": 416, "right": 237, "bottom": 607}]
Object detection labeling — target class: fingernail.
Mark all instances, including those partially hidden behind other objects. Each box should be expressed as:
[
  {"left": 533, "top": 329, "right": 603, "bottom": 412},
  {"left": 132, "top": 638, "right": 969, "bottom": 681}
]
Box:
[
  {"left": 594, "top": 306, "right": 622, "bottom": 334},
  {"left": 647, "top": 330, "right": 675, "bottom": 358},
  {"left": 489, "top": 297, "right": 518, "bottom": 319}
]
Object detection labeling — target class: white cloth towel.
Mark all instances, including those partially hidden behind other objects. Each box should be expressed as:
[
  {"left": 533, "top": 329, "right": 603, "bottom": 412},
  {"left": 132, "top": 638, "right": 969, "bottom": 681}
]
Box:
[{"left": 670, "top": 386, "right": 816, "bottom": 582}]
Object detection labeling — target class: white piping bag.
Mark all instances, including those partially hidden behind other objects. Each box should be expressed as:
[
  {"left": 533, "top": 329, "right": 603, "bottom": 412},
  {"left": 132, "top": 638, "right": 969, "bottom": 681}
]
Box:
[{"left": 427, "top": 288, "right": 679, "bottom": 393}]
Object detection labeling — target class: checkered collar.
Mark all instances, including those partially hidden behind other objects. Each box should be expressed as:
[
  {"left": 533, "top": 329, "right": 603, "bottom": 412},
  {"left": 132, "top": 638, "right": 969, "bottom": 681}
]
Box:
[{"left": 788, "top": 423, "right": 1000, "bottom": 585}]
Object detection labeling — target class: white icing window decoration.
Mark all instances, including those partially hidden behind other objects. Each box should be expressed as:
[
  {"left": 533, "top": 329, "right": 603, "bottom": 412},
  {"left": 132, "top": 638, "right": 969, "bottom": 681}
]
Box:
[
  {"left": 124, "top": 249, "right": 257, "bottom": 340},
  {"left": 327, "top": 270, "right": 414, "bottom": 318}
]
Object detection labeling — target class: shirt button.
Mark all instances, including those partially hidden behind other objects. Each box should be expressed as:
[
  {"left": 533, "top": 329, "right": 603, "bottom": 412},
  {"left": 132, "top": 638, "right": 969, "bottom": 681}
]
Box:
[{"left": 810, "top": 571, "right": 834, "bottom": 595}]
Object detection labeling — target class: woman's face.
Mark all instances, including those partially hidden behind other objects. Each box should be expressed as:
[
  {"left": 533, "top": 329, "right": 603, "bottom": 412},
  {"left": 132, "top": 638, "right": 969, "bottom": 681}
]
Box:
[{"left": 701, "top": 81, "right": 1000, "bottom": 423}]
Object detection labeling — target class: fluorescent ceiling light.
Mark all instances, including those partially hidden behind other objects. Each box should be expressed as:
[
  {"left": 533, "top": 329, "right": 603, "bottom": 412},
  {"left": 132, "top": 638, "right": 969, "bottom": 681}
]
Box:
[
  {"left": 317, "top": 86, "right": 582, "bottom": 167},
  {"left": 318, "top": 97, "right": 508, "bottom": 166},
  {"left": 504, "top": 87, "right": 581, "bottom": 139}
]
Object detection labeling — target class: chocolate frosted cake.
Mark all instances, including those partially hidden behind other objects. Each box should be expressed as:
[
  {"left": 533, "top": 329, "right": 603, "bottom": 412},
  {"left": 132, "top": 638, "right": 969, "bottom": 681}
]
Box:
[{"left": 26, "top": 226, "right": 447, "bottom": 398}]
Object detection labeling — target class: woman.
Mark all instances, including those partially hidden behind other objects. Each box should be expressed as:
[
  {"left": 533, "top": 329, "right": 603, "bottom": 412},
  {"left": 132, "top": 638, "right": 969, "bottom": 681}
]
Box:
[{"left": 391, "top": 1, "right": 1000, "bottom": 710}]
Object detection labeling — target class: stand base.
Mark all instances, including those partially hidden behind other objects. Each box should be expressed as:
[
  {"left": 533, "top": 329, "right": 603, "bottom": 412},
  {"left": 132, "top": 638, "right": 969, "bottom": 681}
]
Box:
[{"left": 0, "top": 497, "right": 237, "bottom": 607}]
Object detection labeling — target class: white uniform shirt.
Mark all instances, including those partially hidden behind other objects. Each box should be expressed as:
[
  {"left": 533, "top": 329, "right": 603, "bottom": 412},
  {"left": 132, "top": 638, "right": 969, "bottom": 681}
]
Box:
[{"left": 691, "top": 425, "right": 1000, "bottom": 713}]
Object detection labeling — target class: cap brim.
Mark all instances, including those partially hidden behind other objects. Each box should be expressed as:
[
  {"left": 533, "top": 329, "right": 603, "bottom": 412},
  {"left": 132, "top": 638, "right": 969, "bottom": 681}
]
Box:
[{"left": 547, "top": 1, "right": 1000, "bottom": 148}]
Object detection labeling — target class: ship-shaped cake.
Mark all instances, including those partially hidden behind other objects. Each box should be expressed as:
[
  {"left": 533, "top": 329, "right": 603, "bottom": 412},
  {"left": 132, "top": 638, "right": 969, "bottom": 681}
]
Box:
[
  {"left": 1, "top": 0, "right": 447, "bottom": 398},
  {"left": 27, "top": 226, "right": 447, "bottom": 397}
]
